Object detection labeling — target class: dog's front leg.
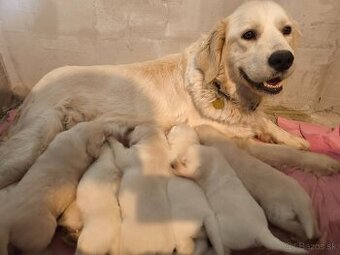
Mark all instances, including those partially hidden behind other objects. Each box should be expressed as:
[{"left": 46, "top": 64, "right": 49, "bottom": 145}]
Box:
[
  {"left": 189, "top": 117, "right": 256, "bottom": 139},
  {"left": 256, "top": 117, "right": 310, "bottom": 150},
  {"left": 241, "top": 139, "right": 340, "bottom": 176}
]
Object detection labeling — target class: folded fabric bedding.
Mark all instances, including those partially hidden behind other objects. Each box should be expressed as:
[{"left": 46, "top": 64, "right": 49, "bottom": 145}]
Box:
[
  {"left": 0, "top": 110, "right": 339, "bottom": 255},
  {"left": 277, "top": 117, "right": 340, "bottom": 255}
]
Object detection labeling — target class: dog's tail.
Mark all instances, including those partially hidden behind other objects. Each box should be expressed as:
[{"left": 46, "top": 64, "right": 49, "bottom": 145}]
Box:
[
  {"left": 0, "top": 226, "right": 9, "bottom": 255},
  {"left": 258, "top": 228, "right": 306, "bottom": 254}
]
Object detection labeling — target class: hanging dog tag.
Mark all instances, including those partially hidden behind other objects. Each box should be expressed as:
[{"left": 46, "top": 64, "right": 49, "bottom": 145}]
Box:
[{"left": 212, "top": 98, "right": 224, "bottom": 109}]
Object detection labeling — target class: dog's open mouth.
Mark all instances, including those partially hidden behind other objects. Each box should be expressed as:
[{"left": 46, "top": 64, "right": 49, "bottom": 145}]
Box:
[{"left": 240, "top": 69, "right": 283, "bottom": 94}]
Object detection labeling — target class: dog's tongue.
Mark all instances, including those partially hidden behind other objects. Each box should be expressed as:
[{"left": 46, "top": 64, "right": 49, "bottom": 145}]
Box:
[{"left": 266, "top": 77, "right": 281, "bottom": 86}]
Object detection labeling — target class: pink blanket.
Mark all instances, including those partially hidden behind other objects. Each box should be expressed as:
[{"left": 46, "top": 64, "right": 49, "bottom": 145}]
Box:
[
  {"left": 277, "top": 117, "right": 340, "bottom": 255},
  {"left": 0, "top": 112, "right": 339, "bottom": 255}
]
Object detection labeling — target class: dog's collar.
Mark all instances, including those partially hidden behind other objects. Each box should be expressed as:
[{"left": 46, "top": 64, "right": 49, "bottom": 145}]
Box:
[{"left": 212, "top": 80, "right": 238, "bottom": 109}]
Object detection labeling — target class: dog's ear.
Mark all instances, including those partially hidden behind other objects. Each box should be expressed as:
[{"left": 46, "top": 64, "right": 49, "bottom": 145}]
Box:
[
  {"left": 291, "top": 19, "right": 302, "bottom": 49},
  {"left": 195, "top": 20, "right": 227, "bottom": 84}
]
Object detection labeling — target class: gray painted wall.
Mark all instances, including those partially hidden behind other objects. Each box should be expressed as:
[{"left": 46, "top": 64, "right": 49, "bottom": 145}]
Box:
[{"left": 0, "top": 0, "right": 339, "bottom": 112}]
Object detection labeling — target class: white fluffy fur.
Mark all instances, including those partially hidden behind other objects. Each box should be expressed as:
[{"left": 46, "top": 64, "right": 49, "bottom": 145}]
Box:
[
  {"left": 195, "top": 125, "right": 320, "bottom": 240},
  {"left": 0, "top": 119, "right": 111, "bottom": 255},
  {"left": 1, "top": 1, "right": 338, "bottom": 191},
  {"left": 167, "top": 125, "right": 224, "bottom": 255},
  {"left": 167, "top": 177, "right": 224, "bottom": 255},
  {"left": 172, "top": 142, "right": 306, "bottom": 254},
  {"left": 109, "top": 124, "right": 176, "bottom": 254},
  {"left": 75, "top": 143, "right": 122, "bottom": 255}
]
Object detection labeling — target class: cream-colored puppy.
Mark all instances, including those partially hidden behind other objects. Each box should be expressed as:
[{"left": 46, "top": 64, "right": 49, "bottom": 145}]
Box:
[
  {"left": 0, "top": 119, "right": 113, "bottom": 255},
  {"left": 167, "top": 125, "right": 224, "bottom": 255},
  {"left": 109, "top": 124, "right": 176, "bottom": 255},
  {"left": 196, "top": 125, "right": 319, "bottom": 240},
  {"left": 75, "top": 143, "right": 122, "bottom": 255},
  {"left": 172, "top": 143, "right": 306, "bottom": 254},
  {"left": 167, "top": 177, "right": 224, "bottom": 255}
]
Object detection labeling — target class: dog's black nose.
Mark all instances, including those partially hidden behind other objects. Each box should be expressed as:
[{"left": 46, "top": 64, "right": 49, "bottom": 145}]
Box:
[{"left": 268, "top": 50, "right": 294, "bottom": 72}]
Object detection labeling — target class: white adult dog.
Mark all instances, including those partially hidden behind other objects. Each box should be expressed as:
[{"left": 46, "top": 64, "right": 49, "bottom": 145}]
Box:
[{"left": 1, "top": 1, "right": 339, "bottom": 190}]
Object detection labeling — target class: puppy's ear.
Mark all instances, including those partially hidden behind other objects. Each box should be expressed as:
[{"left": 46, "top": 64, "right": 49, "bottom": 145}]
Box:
[{"left": 195, "top": 20, "right": 227, "bottom": 83}]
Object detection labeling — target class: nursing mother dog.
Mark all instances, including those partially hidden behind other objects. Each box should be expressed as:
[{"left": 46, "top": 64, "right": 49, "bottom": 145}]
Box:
[
  {"left": 1, "top": 1, "right": 338, "bottom": 187},
  {"left": 0, "top": 0, "right": 338, "bottom": 227}
]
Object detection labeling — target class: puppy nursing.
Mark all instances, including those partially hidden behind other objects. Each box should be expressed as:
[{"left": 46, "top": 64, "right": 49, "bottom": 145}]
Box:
[
  {"left": 0, "top": 119, "right": 109, "bottom": 255},
  {"left": 167, "top": 125, "right": 224, "bottom": 255},
  {"left": 171, "top": 125, "right": 306, "bottom": 254},
  {"left": 109, "top": 124, "right": 176, "bottom": 254},
  {"left": 75, "top": 143, "right": 122, "bottom": 255},
  {"left": 195, "top": 125, "right": 319, "bottom": 240}
]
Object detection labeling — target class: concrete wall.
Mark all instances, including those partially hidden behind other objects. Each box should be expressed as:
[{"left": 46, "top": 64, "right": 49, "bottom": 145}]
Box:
[{"left": 0, "top": 0, "right": 339, "bottom": 112}]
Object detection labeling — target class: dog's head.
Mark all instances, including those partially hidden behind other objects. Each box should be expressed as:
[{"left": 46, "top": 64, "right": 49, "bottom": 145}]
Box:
[{"left": 195, "top": 1, "right": 300, "bottom": 102}]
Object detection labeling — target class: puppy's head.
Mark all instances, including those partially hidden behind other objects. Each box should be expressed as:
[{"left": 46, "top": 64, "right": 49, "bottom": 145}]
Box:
[
  {"left": 171, "top": 144, "right": 204, "bottom": 179},
  {"left": 195, "top": 1, "right": 300, "bottom": 101},
  {"left": 67, "top": 121, "right": 105, "bottom": 159},
  {"left": 167, "top": 124, "right": 199, "bottom": 158}
]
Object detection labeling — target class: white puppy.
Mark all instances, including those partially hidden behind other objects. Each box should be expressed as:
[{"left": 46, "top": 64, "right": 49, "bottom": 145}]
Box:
[
  {"left": 167, "top": 124, "right": 224, "bottom": 255},
  {"left": 75, "top": 143, "right": 122, "bottom": 255},
  {"left": 167, "top": 177, "right": 224, "bottom": 255},
  {"left": 109, "top": 124, "right": 176, "bottom": 255},
  {"left": 172, "top": 140, "right": 306, "bottom": 254},
  {"left": 0, "top": 119, "right": 111, "bottom": 255},
  {"left": 196, "top": 125, "right": 319, "bottom": 240}
]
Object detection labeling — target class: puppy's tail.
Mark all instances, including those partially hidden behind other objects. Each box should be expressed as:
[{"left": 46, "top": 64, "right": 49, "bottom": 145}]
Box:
[
  {"left": 0, "top": 226, "right": 9, "bottom": 255},
  {"left": 258, "top": 228, "right": 306, "bottom": 254}
]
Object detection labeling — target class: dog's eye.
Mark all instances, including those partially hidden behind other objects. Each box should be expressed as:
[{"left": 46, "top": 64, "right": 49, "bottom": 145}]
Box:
[
  {"left": 282, "top": 25, "right": 292, "bottom": 35},
  {"left": 242, "top": 30, "right": 257, "bottom": 40}
]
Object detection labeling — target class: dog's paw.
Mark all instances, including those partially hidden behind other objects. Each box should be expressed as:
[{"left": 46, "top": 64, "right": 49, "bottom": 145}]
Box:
[
  {"left": 278, "top": 135, "right": 310, "bottom": 150},
  {"left": 303, "top": 154, "right": 340, "bottom": 176}
]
